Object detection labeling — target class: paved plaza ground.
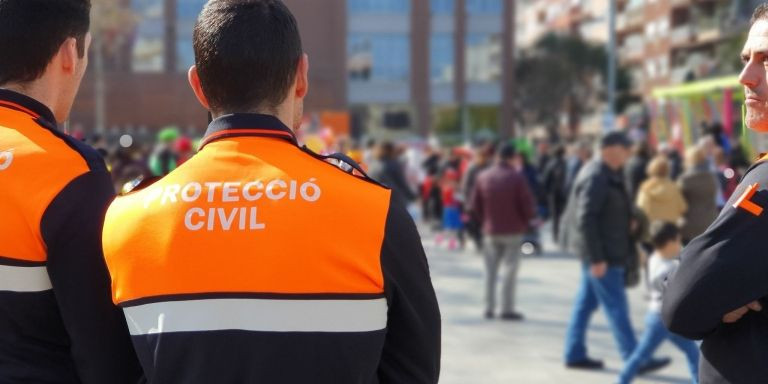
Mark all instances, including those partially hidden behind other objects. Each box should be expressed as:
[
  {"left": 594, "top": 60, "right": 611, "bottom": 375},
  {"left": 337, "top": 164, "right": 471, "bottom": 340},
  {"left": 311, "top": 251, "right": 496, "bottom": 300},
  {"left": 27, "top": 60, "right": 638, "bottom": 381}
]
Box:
[{"left": 426, "top": 230, "right": 695, "bottom": 384}]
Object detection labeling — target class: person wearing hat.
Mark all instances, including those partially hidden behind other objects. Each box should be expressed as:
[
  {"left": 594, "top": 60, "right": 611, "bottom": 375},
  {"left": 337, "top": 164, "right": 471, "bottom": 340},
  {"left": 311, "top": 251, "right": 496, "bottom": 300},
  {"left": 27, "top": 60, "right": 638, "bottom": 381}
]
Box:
[
  {"left": 149, "top": 126, "right": 181, "bottom": 176},
  {"left": 561, "top": 132, "right": 671, "bottom": 373}
]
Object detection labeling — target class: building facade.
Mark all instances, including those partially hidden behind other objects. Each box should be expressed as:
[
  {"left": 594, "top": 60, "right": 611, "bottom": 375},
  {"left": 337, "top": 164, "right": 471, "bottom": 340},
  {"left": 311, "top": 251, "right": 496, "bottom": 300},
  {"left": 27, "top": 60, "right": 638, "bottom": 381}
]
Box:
[
  {"left": 616, "top": 0, "right": 761, "bottom": 98},
  {"left": 70, "top": 0, "right": 517, "bottom": 142},
  {"left": 516, "top": 0, "right": 608, "bottom": 50}
]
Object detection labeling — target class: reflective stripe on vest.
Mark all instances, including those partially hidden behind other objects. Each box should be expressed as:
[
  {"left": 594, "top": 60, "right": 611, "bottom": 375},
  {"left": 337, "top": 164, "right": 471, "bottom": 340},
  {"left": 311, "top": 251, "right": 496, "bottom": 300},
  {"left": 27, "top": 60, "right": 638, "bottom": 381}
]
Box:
[
  {"left": 0, "top": 264, "right": 52, "bottom": 292},
  {"left": 123, "top": 297, "right": 388, "bottom": 335},
  {"left": 103, "top": 115, "right": 392, "bottom": 315}
]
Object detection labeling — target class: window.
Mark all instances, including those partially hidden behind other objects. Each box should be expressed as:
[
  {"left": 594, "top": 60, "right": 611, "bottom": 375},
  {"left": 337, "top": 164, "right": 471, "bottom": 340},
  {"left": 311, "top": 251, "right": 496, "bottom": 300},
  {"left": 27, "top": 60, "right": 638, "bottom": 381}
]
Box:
[
  {"left": 431, "top": 0, "right": 454, "bottom": 15},
  {"left": 431, "top": 34, "right": 454, "bottom": 84},
  {"left": 348, "top": 0, "right": 410, "bottom": 14},
  {"left": 176, "top": 0, "right": 207, "bottom": 72},
  {"left": 347, "top": 34, "right": 410, "bottom": 82},
  {"left": 658, "top": 56, "right": 669, "bottom": 76},
  {"left": 132, "top": 0, "right": 165, "bottom": 72},
  {"left": 646, "top": 60, "right": 657, "bottom": 79},
  {"left": 466, "top": 33, "right": 502, "bottom": 83},
  {"left": 658, "top": 18, "right": 670, "bottom": 34},
  {"left": 645, "top": 21, "right": 656, "bottom": 37},
  {"left": 466, "top": 0, "right": 502, "bottom": 15}
]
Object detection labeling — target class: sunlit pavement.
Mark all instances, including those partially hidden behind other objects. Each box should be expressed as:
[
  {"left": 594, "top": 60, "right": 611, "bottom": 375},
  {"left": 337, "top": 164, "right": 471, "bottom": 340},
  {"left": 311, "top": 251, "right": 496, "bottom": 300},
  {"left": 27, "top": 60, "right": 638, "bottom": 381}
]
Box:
[{"left": 424, "top": 226, "right": 693, "bottom": 384}]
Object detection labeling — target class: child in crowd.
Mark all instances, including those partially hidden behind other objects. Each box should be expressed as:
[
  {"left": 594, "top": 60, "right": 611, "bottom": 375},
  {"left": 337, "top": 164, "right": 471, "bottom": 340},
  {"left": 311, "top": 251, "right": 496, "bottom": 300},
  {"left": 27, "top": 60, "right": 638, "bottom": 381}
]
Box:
[
  {"left": 618, "top": 222, "right": 699, "bottom": 384},
  {"left": 438, "top": 168, "right": 463, "bottom": 250}
]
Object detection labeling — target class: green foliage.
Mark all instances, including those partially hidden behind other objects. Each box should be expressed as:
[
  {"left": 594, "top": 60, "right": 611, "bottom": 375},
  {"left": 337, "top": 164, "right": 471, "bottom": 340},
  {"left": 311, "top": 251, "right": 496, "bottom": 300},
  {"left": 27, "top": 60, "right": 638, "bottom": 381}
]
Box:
[
  {"left": 715, "top": 31, "right": 748, "bottom": 75},
  {"left": 514, "top": 33, "right": 633, "bottom": 135}
]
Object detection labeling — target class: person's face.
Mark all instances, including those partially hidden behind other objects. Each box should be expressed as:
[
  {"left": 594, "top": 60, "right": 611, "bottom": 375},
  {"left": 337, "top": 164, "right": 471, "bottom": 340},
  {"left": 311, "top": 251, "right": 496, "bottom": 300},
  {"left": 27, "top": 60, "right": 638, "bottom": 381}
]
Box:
[
  {"left": 601, "top": 146, "right": 630, "bottom": 170},
  {"left": 740, "top": 20, "right": 768, "bottom": 132},
  {"left": 660, "top": 236, "right": 682, "bottom": 258}
]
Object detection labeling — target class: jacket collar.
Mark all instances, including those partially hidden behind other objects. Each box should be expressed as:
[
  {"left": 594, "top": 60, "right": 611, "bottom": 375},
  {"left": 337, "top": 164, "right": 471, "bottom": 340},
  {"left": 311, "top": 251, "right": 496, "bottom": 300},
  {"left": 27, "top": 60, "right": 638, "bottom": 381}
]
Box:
[
  {"left": 0, "top": 88, "right": 57, "bottom": 127},
  {"left": 200, "top": 113, "right": 298, "bottom": 150}
]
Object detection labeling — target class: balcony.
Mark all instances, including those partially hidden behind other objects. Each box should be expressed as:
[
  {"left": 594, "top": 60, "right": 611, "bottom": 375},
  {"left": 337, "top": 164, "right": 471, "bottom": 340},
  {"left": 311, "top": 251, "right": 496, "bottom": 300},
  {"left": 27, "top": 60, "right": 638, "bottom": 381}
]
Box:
[
  {"left": 670, "top": 66, "right": 693, "bottom": 84},
  {"left": 696, "top": 17, "right": 722, "bottom": 43},
  {"left": 617, "top": 5, "right": 644, "bottom": 34},
  {"left": 669, "top": 25, "right": 695, "bottom": 46},
  {"left": 624, "top": 9, "right": 645, "bottom": 30},
  {"left": 617, "top": 13, "right": 626, "bottom": 30},
  {"left": 620, "top": 43, "right": 645, "bottom": 63}
]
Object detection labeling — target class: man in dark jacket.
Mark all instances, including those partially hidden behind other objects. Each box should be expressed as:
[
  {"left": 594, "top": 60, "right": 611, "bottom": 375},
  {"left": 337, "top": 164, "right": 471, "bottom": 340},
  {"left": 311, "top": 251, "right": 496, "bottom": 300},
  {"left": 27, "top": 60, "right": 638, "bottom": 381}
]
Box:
[
  {"left": 543, "top": 145, "right": 568, "bottom": 240},
  {"left": 624, "top": 140, "right": 652, "bottom": 201},
  {"left": 663, "top": 5, "right": 768, "bottom": 383},
  {"left": 562, "top": 132, "right": 670, "bottom": 373},
  {"left": 470, "top": 144, "right": 535, "bottom": 320},
  {"left": 369, "top": 141, "right": 416, "bottom": 203}
]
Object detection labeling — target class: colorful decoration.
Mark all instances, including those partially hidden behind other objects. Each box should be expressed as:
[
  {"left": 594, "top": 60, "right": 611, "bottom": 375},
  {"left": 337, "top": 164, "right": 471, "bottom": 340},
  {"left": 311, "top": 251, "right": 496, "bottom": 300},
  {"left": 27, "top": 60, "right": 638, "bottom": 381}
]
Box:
[{"left": 651, "top": 75, "right": 753, "bottom": 157}]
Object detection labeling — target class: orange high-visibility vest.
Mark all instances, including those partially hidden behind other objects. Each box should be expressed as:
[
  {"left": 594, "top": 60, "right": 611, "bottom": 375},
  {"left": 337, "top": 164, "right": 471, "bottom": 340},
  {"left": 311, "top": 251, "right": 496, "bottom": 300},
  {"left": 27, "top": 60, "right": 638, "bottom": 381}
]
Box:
[
  {"left": 102, "top": 113, "right": 441, "bottom": 384},
  {"left": 0, "top": 88, "right": 142, "bottom": 383}
]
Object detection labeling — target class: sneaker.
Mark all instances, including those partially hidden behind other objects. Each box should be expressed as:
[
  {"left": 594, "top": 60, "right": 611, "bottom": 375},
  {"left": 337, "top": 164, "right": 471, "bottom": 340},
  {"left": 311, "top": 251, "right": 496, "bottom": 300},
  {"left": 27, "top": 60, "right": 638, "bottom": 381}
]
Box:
[
  {"left": 500, "top": 312, "right": 525, "bottom": 321},
  {"left": 637, "top": 357, "right": 671, "bottom": 375},
  {"left": 484, "top": 310, "right": 494, "bottom": 319},
  {"left": 565, "top": 358, "right": 604, "bottom": 370}
]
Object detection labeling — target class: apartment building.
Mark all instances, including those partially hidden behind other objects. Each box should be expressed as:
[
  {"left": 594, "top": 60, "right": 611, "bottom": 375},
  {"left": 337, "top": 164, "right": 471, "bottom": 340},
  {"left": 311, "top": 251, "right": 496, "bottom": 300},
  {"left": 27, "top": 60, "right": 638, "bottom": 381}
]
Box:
[
  {"left": 70, "top": 0, "right": 518, "bottom": 141},
  {"left": 617, "top": 0, "right": 762, "bottom": 97}
]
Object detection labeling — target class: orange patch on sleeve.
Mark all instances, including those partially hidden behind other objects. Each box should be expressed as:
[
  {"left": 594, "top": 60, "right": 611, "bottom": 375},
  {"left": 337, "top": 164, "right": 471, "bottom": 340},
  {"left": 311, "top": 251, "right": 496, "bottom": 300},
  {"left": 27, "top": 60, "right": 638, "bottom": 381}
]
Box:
[{"left": 734, "top": 183, "right": 764, "bottom": 217}]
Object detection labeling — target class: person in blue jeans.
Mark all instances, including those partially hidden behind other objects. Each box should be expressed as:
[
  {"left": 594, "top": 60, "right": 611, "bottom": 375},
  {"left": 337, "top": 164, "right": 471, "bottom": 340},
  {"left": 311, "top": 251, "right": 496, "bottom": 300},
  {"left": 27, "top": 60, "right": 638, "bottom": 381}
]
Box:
[
  {"left": 619, "top": 222, "right": 699, "bottom": 384},
  {"left": 560, "top": 133, "right": 670, "bottom": 373}
]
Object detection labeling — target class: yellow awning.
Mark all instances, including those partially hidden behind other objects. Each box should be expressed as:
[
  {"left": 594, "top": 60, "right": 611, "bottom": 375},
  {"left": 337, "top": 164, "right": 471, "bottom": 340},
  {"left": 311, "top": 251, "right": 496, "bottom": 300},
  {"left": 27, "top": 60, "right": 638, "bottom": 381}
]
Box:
[{"left": 652, "top": 75, "right": 741, "bottom": 99}]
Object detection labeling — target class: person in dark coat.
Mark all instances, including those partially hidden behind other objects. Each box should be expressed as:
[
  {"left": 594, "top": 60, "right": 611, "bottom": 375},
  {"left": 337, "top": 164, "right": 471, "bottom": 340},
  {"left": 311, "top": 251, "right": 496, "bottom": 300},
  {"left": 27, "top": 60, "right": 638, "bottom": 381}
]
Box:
[
  {"left": 565, "top": 140, "right": 594, "bottom": 195},
  {"left": 369, "top": 141, "right": 416, "bottom": 203},
  {"left": 678, "top": 146, "right": 719, "bottom": 244},
  {"left": 624, "top": 140, "right": 652, "bottom": 202},
  {"left": 663, "top": 8, "right": 768, "bottom": 383},
  {"left": 561, "top": 132, "right": 670, "bottom": 373},
  {"left": 543, "top": 145, "right": 568, "bottom": 240}
]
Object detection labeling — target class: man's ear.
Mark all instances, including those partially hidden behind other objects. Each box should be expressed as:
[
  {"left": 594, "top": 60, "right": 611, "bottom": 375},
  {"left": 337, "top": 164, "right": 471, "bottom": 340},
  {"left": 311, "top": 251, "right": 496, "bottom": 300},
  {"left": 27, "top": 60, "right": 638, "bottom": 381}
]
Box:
[
  {"left": 58, "top": 37, "right": 79, "bottom": 74},
  {"left": 188, "top": 65, "right": 211, "bottom": 110},
  {"left": 295, "top": 54, "right": 309, "bottom": 99}
]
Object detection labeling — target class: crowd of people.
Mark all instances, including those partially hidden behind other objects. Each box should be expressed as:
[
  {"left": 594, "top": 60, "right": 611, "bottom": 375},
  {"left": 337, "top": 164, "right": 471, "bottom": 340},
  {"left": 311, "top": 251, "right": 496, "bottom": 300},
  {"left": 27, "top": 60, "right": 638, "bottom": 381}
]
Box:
[
  {"left": 354, "top": 121, "right": 750, "bottom": 383},
  {"left": 8, "top": 0, "right": 768, "bottom": 383}
]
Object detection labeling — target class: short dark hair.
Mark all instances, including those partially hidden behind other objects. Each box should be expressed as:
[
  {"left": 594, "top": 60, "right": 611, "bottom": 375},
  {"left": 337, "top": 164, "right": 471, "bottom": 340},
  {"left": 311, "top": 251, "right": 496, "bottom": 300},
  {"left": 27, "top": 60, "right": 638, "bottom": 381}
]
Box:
[
  {"left": 194, "top": 0, "right": 303, "bottom": 114},
  {"left": 552, "top": 145, "right": 566, "bottom": 158},
  {"left": 498, "top": 143, "right": 516, "bottom": 161},
  {"left": 650, "top": 221, "right": 681, "bottom": 249},
  {"left": 752, "top": 3, "right": 768, "bottom": 25},
  {"left": 0, "top": 0, "right": 90, "bottom": 86}
]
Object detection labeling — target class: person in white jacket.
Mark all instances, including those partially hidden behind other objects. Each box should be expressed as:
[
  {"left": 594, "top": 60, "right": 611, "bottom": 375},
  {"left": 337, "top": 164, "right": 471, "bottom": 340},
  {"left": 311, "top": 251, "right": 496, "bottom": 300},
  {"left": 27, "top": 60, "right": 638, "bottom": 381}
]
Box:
[{"left": 618, "top": 222, "right": 700, "bottom": 384}]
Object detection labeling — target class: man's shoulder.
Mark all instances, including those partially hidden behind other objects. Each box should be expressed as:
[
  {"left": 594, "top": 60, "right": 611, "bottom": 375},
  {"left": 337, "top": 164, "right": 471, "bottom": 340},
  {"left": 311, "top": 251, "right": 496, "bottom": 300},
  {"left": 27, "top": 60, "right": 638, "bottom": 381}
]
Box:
[
  {"left": 744, "top": 158, "right": 768, "bottom": 182},
  {"left": 575, "top": 161, "right": 605, "bottom": 184},
  {"left": 476, "top": 165, "right": 496, "bottom": 180},
  {"left": 54, "top": 133, "right": 108, "bottom": 173},
  {"left": 0, "top": 120, "right": 108, "bottom": 208}
]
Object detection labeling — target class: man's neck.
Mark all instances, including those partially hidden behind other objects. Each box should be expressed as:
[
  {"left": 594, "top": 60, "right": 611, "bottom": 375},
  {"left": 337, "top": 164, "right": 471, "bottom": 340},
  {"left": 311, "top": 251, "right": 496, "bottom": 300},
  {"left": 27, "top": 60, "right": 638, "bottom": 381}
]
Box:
[
  {"left": 3, "top": 82, "right": 56, "bottom": 120},
  {"left": 211, "top": 107, "right": 294, "bottom": 132}
]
